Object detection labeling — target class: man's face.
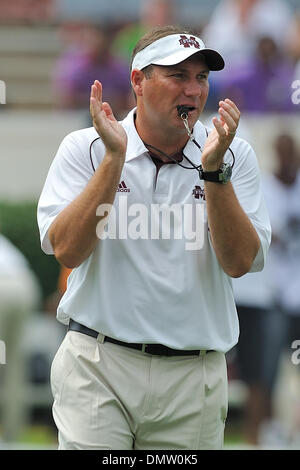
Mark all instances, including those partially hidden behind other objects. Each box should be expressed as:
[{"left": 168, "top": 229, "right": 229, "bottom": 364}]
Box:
[{"left": 136, "top": 55, "right": 210, "bottom": 133}]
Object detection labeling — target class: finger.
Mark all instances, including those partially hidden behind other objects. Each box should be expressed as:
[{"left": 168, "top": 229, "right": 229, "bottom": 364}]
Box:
[
  {"left": 94, "top": 80, "right": 103, "bottom": 102},
  {"left": 212, "top": 117, "right": 226, "bottom": 137},
  {"left": 219, "top": 114, "right": 226, "bottom": 126},
  {"left": 90, "top": 91, "right": 101, "bottom": 117},
  {"left": 90, "top": 83, "right": 103, "bottom": 117},
  {"left": 223, "top": 98, "right": 240, "bottom": 117},
  {"left": 224, "top": 98, "right": 240, "bottom": 112},
  {"left": 90, "top": 83, "right": 97, "bottom": 100},
  {"left": 218, "top": 107, "right": 237, "bottom": 131},
  {"left": 90, "top": 85, "right": 98, "bottom": 108},
  {"left": 219, "top": 100, "right": 240, "bottom": 122},
  {"left": 90, "top": 81, "right": 102, "bottom": 107},
  {"left": 102, "top": 102, "right": 117, "bottom": 122}
]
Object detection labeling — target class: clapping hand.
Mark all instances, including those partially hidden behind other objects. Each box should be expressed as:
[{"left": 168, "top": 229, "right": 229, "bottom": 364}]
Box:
[
  {"left": 90, "top": 80, "right": 127, "bottom": 159},
  {"left": 201, "top": 99, "right": 240, "bottom": 171}
]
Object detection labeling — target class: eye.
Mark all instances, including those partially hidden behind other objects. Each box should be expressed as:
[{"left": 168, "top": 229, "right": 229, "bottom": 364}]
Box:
[
  {"left": 197, "top": 74, "right": 209, "bottom": 81},
  {"left": 172, "top": 73, "right": 185, "bottom": 79}
]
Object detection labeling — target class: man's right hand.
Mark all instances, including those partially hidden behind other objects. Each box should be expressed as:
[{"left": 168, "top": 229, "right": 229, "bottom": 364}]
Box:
[
  {"left": 49, "top": 81, "right": 128, "bottom": 269},
  {"left": 90, "top": 80, "right": 128, "bottom": 159}
]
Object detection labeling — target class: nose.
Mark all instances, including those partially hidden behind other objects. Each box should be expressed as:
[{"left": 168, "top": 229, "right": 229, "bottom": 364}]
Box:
[{"left": 184, "top": 79, "right": 202, "bottom": 97}]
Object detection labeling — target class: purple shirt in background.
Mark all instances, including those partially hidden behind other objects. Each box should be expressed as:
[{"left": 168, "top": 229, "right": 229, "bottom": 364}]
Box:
[
  {"left": 219, "top": 58, "right": 296, "bottom": 113},
  {"left": 53, "top": 50, "right": 131, "bottom": 114}
]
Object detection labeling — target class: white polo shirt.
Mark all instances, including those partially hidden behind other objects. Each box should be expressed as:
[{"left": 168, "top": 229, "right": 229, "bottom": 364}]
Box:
[{"left": 37, "top": 108, "right": 271, "bottom": 352}]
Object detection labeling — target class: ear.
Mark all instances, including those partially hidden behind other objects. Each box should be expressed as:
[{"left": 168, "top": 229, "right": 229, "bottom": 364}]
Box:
[{"left": 131, "top": 69, "right": 145, "bottom": 97}]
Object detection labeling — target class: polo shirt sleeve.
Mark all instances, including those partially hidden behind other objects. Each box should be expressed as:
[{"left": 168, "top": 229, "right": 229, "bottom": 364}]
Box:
[
  {"left": 230, "top": 138, "right": 272, "bottom": 273},
  {"left": 37, "top": 129, "right": 105, "bottom": 255}
]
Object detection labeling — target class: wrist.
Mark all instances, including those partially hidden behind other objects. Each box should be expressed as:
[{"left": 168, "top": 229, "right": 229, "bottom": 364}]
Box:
[
  {"left": 201, "top": 160, "right": 223, "bottom": 172},
  {"left": 202, "top": 165, "right": 221, "bottom": 172},
  {"left": 104, "top": 151, "right": 126, "bottom": 165}
]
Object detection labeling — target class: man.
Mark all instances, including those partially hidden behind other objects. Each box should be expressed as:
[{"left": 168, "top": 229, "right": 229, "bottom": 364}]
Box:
[{"left": 38, "top": 25, "right": 271, "bottom": 450}]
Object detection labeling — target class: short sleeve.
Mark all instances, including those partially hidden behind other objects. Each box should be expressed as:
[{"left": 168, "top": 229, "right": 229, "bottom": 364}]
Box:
[
  {"left": 230, "top": 138, "right": 272, "bottom": 272},
  {"left": 37, "top": 129, "right": 105, "bottom": 254}
]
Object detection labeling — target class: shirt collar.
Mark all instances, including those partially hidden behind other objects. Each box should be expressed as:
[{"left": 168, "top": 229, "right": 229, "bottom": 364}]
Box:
[
  {"left": 121, "top": 107, "right": 208, "bottom": 164},
  {"left": 121, "top": 108, "right": 148, "bottom": 162}
]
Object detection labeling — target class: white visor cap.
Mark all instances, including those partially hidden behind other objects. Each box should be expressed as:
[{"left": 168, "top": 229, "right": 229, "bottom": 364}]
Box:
[{"left": 131, "top": 33, "right": 225, "bottom": 72}]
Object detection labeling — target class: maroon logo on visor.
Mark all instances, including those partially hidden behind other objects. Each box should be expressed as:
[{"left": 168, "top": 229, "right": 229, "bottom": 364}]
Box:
[{"left": 179, "top": 35, "right": 200, "bottom": 49}]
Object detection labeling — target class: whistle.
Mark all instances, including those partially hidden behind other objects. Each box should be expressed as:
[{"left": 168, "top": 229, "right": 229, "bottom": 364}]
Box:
[{"left": 176, "top": 105, "right": 195, "bottom": 119}]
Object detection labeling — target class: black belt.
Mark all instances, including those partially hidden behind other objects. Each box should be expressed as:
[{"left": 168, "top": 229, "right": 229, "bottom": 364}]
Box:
[{"left": 68, "top": 319, "right": 213, "bottom": 357}]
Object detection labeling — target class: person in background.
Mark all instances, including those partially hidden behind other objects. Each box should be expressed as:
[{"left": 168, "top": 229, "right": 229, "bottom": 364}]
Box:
[
  {"left": 286, "top": 12, "right": 300, "bottom": 85},
  {"left": 0, "top": 234, "right": 41, "bottom": 441},
  {"left": 57, "top": 266, "right": 72, "bottom": 297},
  {"left": 202, "top": 0, "right": 292, "bottom": 66},
  {"left": 217, "top": 36, "right": 296, "bottom": 113},
  {"left": 112, "top": 0, "right": 176, "bottom": 63},
  {"left": 258, "top": 134, "right": 300, "bottom": 446},
  {"left": 52, "top": 23, "right": 131, "bottom": 119},
  {"left": 43, "top": 265, "right": 72, "bottom": 316},
  {"left": 232, "top": 268, "right": 276, "bottom": 445},
  {"left": 286, "top": 12, "right": 300, "bottom": 68},
  {"left": 201, "top": 0, "right": 294, "bottom": 112}
]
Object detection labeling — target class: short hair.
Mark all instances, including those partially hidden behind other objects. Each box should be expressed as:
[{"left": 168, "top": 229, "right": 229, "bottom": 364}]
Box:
[{"left": 130, "top": 24, "right": 194, "bottom": 76}]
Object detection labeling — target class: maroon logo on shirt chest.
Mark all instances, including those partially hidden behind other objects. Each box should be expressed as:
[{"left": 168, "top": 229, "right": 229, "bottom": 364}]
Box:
[
  {"left": 179, "top": 35, "right": 200, "bottom": 49},
  {"left": 192, "top": 185, "right": 205, "bottom": 200}
]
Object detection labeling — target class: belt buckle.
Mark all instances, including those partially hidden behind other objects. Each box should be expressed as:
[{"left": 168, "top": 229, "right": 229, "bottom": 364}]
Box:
[{"left": 142, "top": 344, "right": 158, "bottom": 355}]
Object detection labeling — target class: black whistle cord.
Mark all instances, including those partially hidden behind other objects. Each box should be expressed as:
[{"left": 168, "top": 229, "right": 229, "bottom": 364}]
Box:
[
  {"left": 89, "top": 115, "right": 235, "bottom": 173},
  {"left": 143, "top": 141, "right": 203, "bottom": 172}
]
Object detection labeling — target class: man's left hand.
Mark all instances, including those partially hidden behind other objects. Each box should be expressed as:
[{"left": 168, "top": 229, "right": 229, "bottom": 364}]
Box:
[{"left": 201, "top": 99, "right": 240, "bottom": 171}]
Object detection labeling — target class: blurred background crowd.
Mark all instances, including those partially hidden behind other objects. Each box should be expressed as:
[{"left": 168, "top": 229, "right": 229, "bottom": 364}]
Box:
[{"left": 0, "top": 0, "right": 300, "bottom": 449}]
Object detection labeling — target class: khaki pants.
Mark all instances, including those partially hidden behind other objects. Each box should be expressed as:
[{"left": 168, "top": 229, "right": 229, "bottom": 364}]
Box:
[{"left": 51, "top": 330, "right": 228, "bottom": 450}]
